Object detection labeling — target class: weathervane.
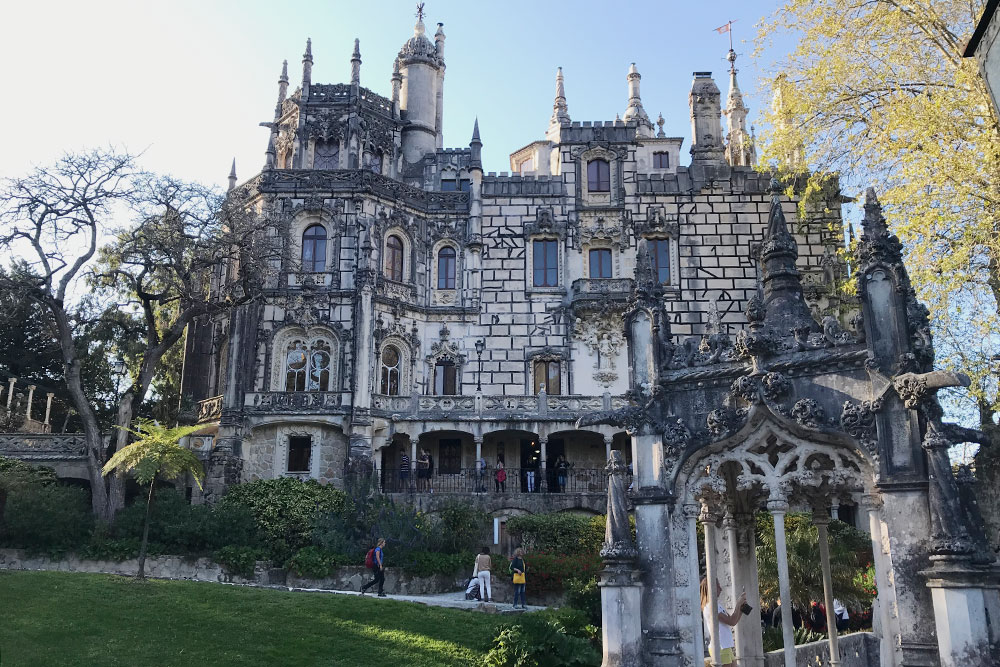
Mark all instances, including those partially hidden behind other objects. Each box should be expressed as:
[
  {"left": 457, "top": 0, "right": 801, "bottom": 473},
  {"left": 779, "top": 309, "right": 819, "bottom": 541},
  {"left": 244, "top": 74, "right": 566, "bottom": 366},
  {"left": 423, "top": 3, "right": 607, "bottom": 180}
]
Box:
[
  {"left": 715, "top": 19, "right": 737, "bottom": 52},
  {"left": 416, "top": 2, "right": 425, "bottom": 21}
]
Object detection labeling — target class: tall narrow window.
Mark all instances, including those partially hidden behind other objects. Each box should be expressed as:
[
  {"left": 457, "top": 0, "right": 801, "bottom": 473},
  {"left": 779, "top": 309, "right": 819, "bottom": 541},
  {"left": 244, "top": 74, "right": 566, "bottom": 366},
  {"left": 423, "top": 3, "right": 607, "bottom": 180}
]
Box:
[
  {"left": 380, "top": 346, "right": 401, "bottom": 395},
  {"left": 301, "top": 225, "right": 327, "bottom": 272},
  {"left": 285, "top": 341, "right": 309, "bottom": 392},
  {"left": 589, "top": 248, "right": 613, "bottom": 278},
  {"left": 385, "top": 235, "right": 404, "bottom": 281},
  {"left": 284, "top": 339, "right": 333, "bottom": 392},
  {"left": 314, "top": 140, "right": 339, "bottom": 169},
  {"left": 307, "top": 340, "right": 331, "bottom": 391},
  {"left": 438, "top": 439, "right": 462, "bottom": 475},
  {"left": 587, "top": 159, "right": 610, "bottom": 192},
  {"left": 459, "top": 179, "right": 471, "bottom": 192},
  {"left": 434, "top": 360, "right": 457, "bottom": 395},
  {"left": 651, "top": 239, "right": 671, "bottom": 284},
  {"left": 287, "top": 436, "right": 311, "bottom": 473},
  {"left": 532, "top": 239, "right": 558, "bottom": 287},
  {"left": 533, "top": 360, "right": 561, "bottom": 395},
  {"left": 437, "top": 247, "right": 456, "bottom": 289},
  {"left": 653, "top": 152, "right": 670, "bottom": 169}
]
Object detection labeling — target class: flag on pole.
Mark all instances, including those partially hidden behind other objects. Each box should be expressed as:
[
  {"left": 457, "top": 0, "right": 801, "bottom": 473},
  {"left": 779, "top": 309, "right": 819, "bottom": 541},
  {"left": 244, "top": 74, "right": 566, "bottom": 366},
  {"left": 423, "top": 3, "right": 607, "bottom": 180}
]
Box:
[{"left": 715, "top": 23, "right": 731, "bottom": 34}]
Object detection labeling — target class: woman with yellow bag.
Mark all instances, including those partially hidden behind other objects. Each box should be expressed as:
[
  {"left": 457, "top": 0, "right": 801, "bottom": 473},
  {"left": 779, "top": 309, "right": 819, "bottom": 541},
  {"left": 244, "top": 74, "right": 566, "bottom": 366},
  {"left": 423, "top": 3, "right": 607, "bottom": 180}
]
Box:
[{"left": 510, "top": 547, "right": 527, "bottom": 609}]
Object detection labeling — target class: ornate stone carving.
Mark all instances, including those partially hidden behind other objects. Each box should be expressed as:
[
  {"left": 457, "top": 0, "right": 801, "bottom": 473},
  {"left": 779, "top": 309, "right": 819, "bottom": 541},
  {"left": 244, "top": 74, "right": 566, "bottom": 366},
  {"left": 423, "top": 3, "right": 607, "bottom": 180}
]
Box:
[
  {"left": 662, "top": 417, "right": 692, "bottom": 459},
  {"left": 579, "top": 212, "right": 628, "bottom": 250},
  {"left": 791, "top": 398, "right": 825, "bottom": 428},
  {"left": 840, "top": 399, "right": 879, "bottom": 457},
  {"left": 761, "top": 371, "right": 790, "bottom": 399},
  {"left": 706, "top": 407, "right": 748, "bottom": 438},
  {"left": 601, "top": 450, "right": 638, "bottom": 560},
  {"left": 638, "top": 206, "right": 680, "bottom": 237}
]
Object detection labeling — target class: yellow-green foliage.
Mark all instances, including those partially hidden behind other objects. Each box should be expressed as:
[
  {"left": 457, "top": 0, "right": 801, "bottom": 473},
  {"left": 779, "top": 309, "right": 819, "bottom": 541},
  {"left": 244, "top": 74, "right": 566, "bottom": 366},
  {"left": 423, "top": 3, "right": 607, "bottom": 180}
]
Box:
[
  {"left": 756, "top": 1, "right": 1000, "bottom": 420},
  {"left": 102, "top": 420, "right": 204, "bottom": 487}
]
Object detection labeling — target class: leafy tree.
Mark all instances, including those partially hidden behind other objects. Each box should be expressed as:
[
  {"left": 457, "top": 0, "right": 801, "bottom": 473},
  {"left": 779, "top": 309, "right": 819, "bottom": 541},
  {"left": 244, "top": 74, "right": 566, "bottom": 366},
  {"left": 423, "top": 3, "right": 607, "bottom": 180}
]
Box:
[
  {"left": 755, "top": 0, "right": 1000, "bottom": 542},
  {"left": 755, "top": 512, "right": 875, "bottom": 613},
  {"left": 0, "top": 149, "right": 281, "bottom": 522},
  {"left": 102, "top": 420, "right": 204, "bottom": 579}
]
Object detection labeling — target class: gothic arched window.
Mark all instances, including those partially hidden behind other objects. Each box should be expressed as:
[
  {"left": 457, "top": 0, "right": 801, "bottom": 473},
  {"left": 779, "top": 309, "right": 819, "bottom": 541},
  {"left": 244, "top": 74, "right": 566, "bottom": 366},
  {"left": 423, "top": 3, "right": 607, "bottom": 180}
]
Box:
[
  {"left": 363, "top": 150, "right": 382, "bottom": 174},
  {"left": 437, "top": 246, "right": 456, "bottom": 289},
  {"left": 314, "top": 140, "right": 339, "bottom": 169},
  {"left": 385, "top": 235, "right": 404, "bottom": 282},
  {"left": 284, "top": 339, "right": 332, "bottom": 392},
  {"left": 380, "top": 345, "right": 402, "bottom": 395},
  {"left": 587, "top": 159, "right": 610, "bottom": 192},
  {"left": 301, "top": 224, "right": 327, "bottom": 272},
  {"left": 433, "top": 360, "right": 457, "bottom": 395}
]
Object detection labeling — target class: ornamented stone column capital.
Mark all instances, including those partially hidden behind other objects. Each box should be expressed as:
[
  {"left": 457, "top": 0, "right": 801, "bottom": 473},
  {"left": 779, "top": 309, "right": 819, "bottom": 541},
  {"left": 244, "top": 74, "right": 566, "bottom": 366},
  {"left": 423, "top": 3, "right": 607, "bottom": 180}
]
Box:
[
  {"left": 766, "top": 496, "right": 789, "bottom": 514},
  {"left": 860, "top": 493, "right": 883, "bottom": 511},
  {"left": 682, "top": 502, "right": 701, "bottom": 520}
]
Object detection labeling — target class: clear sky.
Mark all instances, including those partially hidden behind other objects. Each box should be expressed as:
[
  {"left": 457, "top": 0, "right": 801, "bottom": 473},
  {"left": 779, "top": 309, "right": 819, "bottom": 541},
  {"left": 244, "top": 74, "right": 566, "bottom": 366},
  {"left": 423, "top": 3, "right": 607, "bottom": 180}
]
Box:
[{"left": 0, "top": 0, "right": 792, "bottom": 187}]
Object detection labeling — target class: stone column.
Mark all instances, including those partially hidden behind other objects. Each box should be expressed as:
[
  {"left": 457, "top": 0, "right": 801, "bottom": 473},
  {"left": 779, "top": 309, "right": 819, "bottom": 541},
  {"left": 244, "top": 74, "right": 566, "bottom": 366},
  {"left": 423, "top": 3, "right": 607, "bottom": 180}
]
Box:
[
  {"left": 474, "top": 434, "right": 483, "bottom": 463},
  {"left": 862, "top": 494, "right": 894, "bottom": 667},
  {"left": 726, "top": 509, "right": 763, "bottom": 667},
  {"left": 6, "top": 377, "right": 15, "bottom": 409},
  {"left": 813, "top": 512, "right": 841, "bottom": 667},
  {"left": 768, "top": 497, "right": 796, "bottom": 667},
  {"left": 25, "top": 384, "right": 36, "bottom": 422},
  {"left": 684, "top": 503, "right": 706, "bottom": 666},
  {"left": 924, "top": 563, "right": 1000, "bottom": 667},
  {"left": 604, "top": 434, "right": 613, "bottom": 461},
  {"left": 539, "top": 435, "right": 548, "bottom": 492},
  {"left": 44, "top": 392, "right": 54, "bottom": 426},
  {"left": 701, "top": 505, "right": 723, "bottom": 667}
]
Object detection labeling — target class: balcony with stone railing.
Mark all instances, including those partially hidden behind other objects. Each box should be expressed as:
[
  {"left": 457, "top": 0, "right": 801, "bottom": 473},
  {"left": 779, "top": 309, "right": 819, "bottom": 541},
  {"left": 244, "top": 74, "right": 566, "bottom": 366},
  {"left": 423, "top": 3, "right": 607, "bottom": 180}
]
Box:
[
  {"left": 243, "top": 392, "right": 343, "bottom": 414},
  {"left": 196, "top": 395, "right": 224, "bottom": 424},
  {"left": 570, "top": 278, "right": 635, "bottom": 310},
  {"left": 372, "top": 391, "right": 628, "bottom": 421}
]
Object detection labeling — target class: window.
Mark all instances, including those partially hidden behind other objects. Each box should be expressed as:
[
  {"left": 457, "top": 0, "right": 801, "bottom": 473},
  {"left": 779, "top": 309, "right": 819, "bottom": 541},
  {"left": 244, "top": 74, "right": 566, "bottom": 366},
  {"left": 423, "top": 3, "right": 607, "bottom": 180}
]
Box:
[
  {"left": 385, "top": 235, "right": 404, "bottom": 281},
  {"left": 519, "top": 158, "right": 534, "bottom": 174},
  {"left": 284, "top": 339, "right": 332, "bottom": 391},
  {"left": 587, "top": 159, "right": 610, "bottom": 192},
  {"left": 651, "top": 239, "right": 671, "bottom": 284},
  {"left": 589, "top": 248, "right": 613, "bottom": 278},
  {"left": 459, "top": 179, "right": 471, "bottom": 192},
  {"left": 437, "top": 247, "right": 456, "bottom": 289},
  {"left": 434, "top": 360, "right": 457, "bottom": 395},
  {"left": 653, "top": 152, "right": 670, "bottom": 169},
  {"left": 380, "top": 345, "right": 401, "bottom": 395},
  {"left": 533, "top": 360, "right": 561, "bottom": 395},
  {"left": 532, "top": 239, "right": 558, "bottom": 287},
  {"left": 287, "top": 436, "right": 311, "bottom": 473},
  {"left": 314, "top": 140, "right": 339, "bottom": 169},
  {"left": 438, "top": 439, "right": 462, "bottom": 475},
  {"left": 301, "top": 224, "right": 327, "bottom": 272},
  {"left": 440, "top": 178, "right": 457, "bottom": 192}
]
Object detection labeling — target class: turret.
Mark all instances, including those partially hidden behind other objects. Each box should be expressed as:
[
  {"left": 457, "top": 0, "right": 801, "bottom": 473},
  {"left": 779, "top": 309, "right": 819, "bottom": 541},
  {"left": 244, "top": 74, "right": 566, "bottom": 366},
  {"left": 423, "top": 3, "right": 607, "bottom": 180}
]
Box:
[
  {"left": 228, "top": 159, "right": 237, "bottom": 191},
  {"left": 276, "top": 60, "right": 289, "bottom": 114},
  {"left": 689, "top": 72, "right": 726, "bottom": 165},
  {"left": 723, "top": 50, "right": 756, "bottom": 167},
  {"left": 397, "top": 12, "right": 445, "bottom": 166},
  {"left": 470, "top": 118, "right": 482, "bottom": 168},
  {"left": 550, "top": 67, "right": 571, "bottom": 127},
  {"left": 622, "top": 63, "right": 653, "bottom": 137},
  {"left": 759, "top": 179, "right": 818, "bottom": 334},
  {"left": 301, "top": 38, "right": 313, "bottom": 99},
  {"left": 351, "top": 38, "right": 362, "bottom": 86}
]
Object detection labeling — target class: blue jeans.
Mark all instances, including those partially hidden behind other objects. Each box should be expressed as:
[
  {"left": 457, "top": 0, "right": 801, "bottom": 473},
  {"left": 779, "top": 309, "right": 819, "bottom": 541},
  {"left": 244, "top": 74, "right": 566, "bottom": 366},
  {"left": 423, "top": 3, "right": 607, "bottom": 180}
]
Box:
[{"left": 513, "top": 583, "right": 526, "bottom": 607}]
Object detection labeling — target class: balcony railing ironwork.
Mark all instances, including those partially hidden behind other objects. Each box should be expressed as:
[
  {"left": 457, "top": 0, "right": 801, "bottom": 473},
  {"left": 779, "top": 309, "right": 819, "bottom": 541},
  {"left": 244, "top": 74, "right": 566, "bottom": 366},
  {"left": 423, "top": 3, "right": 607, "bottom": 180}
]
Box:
[{"left": 371, "top": 466, "right": 626, "bottom": 495}]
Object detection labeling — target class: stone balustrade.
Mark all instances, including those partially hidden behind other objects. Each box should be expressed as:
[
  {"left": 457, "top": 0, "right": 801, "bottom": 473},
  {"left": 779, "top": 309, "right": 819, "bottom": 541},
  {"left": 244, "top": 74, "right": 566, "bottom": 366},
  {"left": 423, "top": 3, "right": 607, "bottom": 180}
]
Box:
[
  {"left": 243, "top": 392, "right": 343, "bottom": 413},
  {"left": 570, "top": 278, "right": 635, "bottom": 309},
  {"left": 196, "top": 395, "right": 224, "bottom": 424},
  {"left": 371, "top": 392, "right": 626, "bottom": 419}
]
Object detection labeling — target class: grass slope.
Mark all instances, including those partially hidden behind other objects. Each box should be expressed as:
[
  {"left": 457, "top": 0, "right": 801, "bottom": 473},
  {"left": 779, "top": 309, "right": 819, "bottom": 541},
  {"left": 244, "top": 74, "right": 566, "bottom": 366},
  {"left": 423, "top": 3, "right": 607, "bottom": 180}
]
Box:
[{"left": 0, "top": 571, "right": 503, "bottom": 666}]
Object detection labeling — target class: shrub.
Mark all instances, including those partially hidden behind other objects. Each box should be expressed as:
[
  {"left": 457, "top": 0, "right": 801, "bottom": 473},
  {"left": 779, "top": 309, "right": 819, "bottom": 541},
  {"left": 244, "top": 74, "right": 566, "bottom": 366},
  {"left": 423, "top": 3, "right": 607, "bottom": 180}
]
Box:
[
  {"left": 428, "top": 502, "right": 490, "bottom": 554},
  {"left": 564, "top": 576, "right": 601, "bottom": 625},
  {"left": 515, "top": 552, "right": 602, "bottom": 594},
  {"left": 762, "top": 626, "right": 828, "bottom": 652},
  {"left": 219, "top": 478, "right": 348, "bottom": 559},
  {"left": 483, "top": 608, "right": 600, "bottom": 667},
  {"left": 506, "top": 514, "right": 597, "bottom": 555},
  {"left": 285, "top": 546, "right": 352, "bottom": 579},
  {"left": 404, "top": 550, "right": 473, "bottom": 578},
  {"left": 82, "top": 536, "right": 143, "bottom": 561},
  {"left": 215, "top": 545, "right": 267, "bottom": 579},
  {"left": 0, "top": 483, "right": 92, "bottom": 556}
]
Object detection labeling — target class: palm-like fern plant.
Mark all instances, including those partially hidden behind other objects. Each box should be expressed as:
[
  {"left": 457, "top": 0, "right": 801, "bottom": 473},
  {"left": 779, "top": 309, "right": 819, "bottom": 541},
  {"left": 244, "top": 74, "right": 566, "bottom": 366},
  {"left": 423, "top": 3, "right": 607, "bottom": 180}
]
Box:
[{"left": 102, "top": 420, "right": 204, "bottom": 579}]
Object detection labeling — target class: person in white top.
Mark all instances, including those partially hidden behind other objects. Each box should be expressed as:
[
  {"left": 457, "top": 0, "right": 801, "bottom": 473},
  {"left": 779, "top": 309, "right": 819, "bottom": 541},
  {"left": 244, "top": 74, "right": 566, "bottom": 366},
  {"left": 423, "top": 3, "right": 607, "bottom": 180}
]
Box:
[
  {"left": 700, "top": 577, "right": 747, "bottom": 667},
  {"left": 833, "top": 598, "right": 850, "bottom": 632},
  {"left": 473, "top": 547, "right": 493, "bottom": 603}
]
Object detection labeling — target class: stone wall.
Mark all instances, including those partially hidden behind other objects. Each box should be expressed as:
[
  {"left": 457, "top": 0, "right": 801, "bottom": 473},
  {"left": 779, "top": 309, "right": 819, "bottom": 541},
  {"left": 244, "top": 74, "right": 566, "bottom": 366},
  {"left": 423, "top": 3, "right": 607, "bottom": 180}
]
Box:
[{"left": 762, "top": 632, "right": 879, "bottom": 667}]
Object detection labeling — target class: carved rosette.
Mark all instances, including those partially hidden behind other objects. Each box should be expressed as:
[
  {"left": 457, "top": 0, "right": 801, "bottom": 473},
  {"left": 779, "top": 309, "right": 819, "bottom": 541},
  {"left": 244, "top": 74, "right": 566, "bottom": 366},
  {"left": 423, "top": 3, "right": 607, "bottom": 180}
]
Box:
[
  {"left": 706, "top": 407, "right": 748, "bottom": 439},
  {"left": 791, "top": 398, "right": 825, "bottom": 428}
]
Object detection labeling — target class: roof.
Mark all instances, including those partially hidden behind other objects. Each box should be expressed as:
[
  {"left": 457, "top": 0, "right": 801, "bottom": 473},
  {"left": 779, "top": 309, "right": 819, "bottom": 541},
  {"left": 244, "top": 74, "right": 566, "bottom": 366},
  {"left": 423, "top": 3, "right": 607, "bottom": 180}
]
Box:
[{"left": 964, "top": 0, "right": 1000, "bottom": 57}]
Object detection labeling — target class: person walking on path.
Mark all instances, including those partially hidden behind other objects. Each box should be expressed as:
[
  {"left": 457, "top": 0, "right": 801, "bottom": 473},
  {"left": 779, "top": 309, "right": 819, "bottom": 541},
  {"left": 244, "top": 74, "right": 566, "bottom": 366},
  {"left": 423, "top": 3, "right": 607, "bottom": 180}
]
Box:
[
  {"left": 360, "top": 538, "right": 387, "bottom": 597},
  {"left": 700, "top": 577, "right": 747, "bottom": 667},
  {"left": 509, "top": 547, "right": 527, "bottom": 609},
  {"left": 494, "top": 457, "right": 507, "bottom": 493},
  {"left": 473, "top": 547, "right": 493, "bottom": 603}
]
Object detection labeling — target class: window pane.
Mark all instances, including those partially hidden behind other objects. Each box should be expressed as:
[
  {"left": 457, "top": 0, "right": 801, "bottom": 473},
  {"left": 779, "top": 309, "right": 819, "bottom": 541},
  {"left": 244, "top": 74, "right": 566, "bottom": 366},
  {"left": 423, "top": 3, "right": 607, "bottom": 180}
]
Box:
[
  {"left": 439, "top": 439, "right": 462, "bottom": 475},
  {"left": 589, "top": 249, "right": 612, "bottom": 278},
  {"left": 438, "top": 247, "right": 456, "bottom": 289},
  {"left": 653, "top": 152, "right": 669, "bottom": 169},
  {"left": 288, "top": 436, "right": 311, "bottom": 472},
  {"left": 547, "top": 361, "right": 561, "bottom": 395},
  {"left": 459, "top": 179, "right": 471, "bottom": 192},
  {"left": 435, "top": 361, "right": 457, "bottom": 395},
  {"left": 386, "top": 236, "right": 404, "bottom": 281},
  {"left": 588, "top": 160, "right": 610, "bottom": 192},
  {"left": 654, "top": 240, "right": 671, "bottom": 284},
  {"left": 533, "top": 240, "right": 558, "bottom": 287},
  {"left": 441, "top": 179, "right": 457, "bottom": 192},
  {"left": 533, "top": 362, "right": 546, "bottom": 394}
]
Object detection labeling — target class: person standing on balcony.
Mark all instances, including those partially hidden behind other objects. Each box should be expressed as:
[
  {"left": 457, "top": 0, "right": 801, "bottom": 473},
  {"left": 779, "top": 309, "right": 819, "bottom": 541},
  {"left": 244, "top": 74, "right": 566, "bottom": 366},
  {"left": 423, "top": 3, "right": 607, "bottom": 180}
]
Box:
[
  {"left": 476, "top": 454, "right": 487, "bottom": 493},
  {"left": 426, "top": 450, "right": 435, "bottom": 493},
  {"left": 494, "top": 457, "right": 506, "bottom": 493},
  {"left": 473, "top": 547, "right": 493, "bottom": 603},
  {"left": 416, "top": 449, "right": 429, "bottom": 491},
  {"left": 525, "top": 458, "right": 536, "bottom": 493},
  {"left": 556, "top": 455, "right": 570, "bottom": 493}
]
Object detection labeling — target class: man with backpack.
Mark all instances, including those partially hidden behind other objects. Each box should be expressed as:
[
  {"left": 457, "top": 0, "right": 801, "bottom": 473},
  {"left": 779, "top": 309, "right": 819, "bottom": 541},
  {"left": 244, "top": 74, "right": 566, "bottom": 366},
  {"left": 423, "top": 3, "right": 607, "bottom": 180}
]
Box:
[{"left": 360, "top": 538, "right": 387, "bottom": 597}]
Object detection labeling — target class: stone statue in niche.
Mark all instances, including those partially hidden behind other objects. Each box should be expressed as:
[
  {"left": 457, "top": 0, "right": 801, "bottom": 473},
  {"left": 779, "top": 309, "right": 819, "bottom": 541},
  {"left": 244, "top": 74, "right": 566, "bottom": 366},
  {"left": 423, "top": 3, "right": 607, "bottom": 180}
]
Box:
[{"left": 601, "top": 450, "right": 637, "bottom": 559}]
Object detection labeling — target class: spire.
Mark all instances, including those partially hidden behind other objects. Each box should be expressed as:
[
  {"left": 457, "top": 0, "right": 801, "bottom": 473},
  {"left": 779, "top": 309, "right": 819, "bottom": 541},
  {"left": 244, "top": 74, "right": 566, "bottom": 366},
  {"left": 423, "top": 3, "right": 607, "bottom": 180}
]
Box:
[
  {"left": 390, "top": 57, "right": 402, "bottom": 109},
  {"left": 351, "top": 38, "right": 362, "bottom": 85},
  {"left": 470, "top": 118, "right": 482, "bottom": 168},
  {"left": 227, "top": 159, "right": 237, "bottom": 191},
  {"left": 301, "top": 38, "right": 313, "bottom": 96},
  {"left": 656, "top": 112, "right": 665, "bottom": 138},
  {"left": 434, "top": 22, "right": 446, "bottom": 58},
  {"left": 277, "top": 60, "right": 289, "bottom": 109},
  {"left": 622, "top": 63, "right": 653, "bottom": 136},
  {"left": 549, "top": 67, "right": 571, "bottom": 127},
  {"left": 759, "top": 179, "right": 818, "bottom": 333},
  {"left": 723, "top": 50, "right": 756, "bottom": 167}
]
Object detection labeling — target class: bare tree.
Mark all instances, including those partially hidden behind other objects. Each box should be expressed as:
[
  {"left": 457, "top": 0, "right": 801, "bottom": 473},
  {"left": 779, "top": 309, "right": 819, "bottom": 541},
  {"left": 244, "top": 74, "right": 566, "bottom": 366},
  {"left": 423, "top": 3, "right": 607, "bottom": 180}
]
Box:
[{"left": 0, "top": 149, "right": 279, "bottom": 522}]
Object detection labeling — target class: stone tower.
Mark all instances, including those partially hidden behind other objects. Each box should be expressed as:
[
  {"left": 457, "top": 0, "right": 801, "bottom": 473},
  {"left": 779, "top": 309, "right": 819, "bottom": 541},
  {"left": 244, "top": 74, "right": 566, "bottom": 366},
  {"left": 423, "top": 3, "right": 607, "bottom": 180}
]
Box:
[
  {"left": 722, "top": 50, "right": 755, "bottom": 167},
  {"left": 397, "top": 13, "right": 445, "bottom": 168}
]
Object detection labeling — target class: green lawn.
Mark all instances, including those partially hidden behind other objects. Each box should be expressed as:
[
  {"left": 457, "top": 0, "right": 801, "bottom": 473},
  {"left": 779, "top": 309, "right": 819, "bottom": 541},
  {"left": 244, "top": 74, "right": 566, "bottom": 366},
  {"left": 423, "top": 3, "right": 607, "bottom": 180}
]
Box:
[{"left": 0, "top": 571, "right": 504, "bottom": 666}]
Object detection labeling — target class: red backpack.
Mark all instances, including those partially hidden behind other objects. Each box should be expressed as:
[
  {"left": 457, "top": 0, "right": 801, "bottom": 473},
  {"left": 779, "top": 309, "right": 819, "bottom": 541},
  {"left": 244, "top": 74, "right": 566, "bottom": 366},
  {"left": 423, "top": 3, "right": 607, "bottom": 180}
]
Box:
[{"left": 365, "top": 548, "right": 375, "bottom": 569}]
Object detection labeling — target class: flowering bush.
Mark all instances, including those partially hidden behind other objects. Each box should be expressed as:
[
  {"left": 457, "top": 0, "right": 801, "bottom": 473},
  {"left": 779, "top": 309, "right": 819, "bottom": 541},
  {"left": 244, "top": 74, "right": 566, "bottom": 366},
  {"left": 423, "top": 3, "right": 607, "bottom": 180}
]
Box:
[{"left": 497, "top": 551, "right": 602, "bottom": 594}]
